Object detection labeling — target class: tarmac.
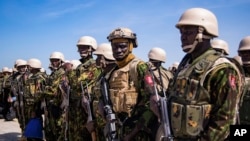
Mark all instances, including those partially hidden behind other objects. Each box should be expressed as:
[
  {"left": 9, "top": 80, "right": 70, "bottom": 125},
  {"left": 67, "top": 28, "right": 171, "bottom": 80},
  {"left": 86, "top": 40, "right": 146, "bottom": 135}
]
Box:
[{"left": 0, "top": 115, "right": 22, "bottom": 141}]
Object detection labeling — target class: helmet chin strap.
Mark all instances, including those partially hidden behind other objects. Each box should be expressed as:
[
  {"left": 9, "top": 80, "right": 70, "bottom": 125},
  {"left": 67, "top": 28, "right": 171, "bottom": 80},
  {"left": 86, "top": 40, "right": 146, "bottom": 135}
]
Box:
[{"left": 182, "top": 27, "right": 212, "bottom": 54}]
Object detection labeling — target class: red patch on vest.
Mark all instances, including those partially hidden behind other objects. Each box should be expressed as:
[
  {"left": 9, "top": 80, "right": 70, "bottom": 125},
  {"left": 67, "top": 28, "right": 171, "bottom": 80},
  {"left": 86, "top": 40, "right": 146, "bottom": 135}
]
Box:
[
  {"left": 144, "top": 74, "right": 154, "bottom": 87},
  {"left": 229, "top": 74, "right": 236, "bottom": 89}
]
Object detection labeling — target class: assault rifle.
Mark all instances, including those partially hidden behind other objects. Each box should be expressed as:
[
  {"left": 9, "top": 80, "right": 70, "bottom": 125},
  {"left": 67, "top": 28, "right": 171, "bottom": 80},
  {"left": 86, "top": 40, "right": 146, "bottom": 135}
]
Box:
[
  {"left": 100, "top": 77, "right": 118, "bottom": 141},
  {"left": 59, "top": 83, "right": 70, "bottom": 141},
  {"left": 80, "top": 81, "right": 96, "bottom": 141},
  {"left": 17, "top": 80, "right": 26, "bottom": 130},
  {"left": 11, "top": 82, "right": 21, "bottom": 122},
  {"left": 148, "top": 65, "right": 173, "bottom": 141}
]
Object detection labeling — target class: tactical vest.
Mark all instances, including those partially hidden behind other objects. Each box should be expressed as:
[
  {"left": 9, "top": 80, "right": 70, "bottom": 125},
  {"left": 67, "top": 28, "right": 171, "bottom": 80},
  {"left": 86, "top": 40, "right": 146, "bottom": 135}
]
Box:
[
  {"left": 149, "top": 66, "right": 173, "bottom": 95},
  {"left": 169, "top": 50, "right": 241, "bottom": 138},
  {"left": 46, "top": 68, "right": 65, "bottom": 104},
  {"left": 2, "top": 75, "right": 12, "bottom": 89},
  {"left": 71, "top": 58, "right": 100, "bottom": 99},
  {"left": 239, "top": 75, "right": 250, "bottom": 124},
  {"left": 24, "top": 73, "right": 46, "bottom": 105},
  {"left": 108, "top": 58, "right": 142, "bottom": 117}
]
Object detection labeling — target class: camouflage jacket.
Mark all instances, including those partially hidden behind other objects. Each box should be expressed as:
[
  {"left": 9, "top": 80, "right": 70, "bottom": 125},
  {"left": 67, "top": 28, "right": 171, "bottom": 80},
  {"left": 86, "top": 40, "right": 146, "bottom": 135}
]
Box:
[
  {"left": 169, "top": 49, "right": 243, "bottom": 141},
  {"left": 106, "top": 57, "right": 156, "bottom": 135},
  {"left": 68, "top": 58, "right": 101, "bottom": 99},
  {"left": 239, "top": 67, "right": 250, "bottom": 124},
  {"left": 24, "top": 71, "right": 47, "bottom": 102}
]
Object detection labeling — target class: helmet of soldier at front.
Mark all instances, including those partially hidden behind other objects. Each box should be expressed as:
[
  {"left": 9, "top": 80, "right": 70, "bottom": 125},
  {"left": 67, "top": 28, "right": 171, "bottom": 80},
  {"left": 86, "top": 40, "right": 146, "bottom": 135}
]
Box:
[
  {"left": 211, "top": 39, "right": 229, "bottom": 55},
  {"left": 50, "top": 51, "right": 65, "bottom": 62},
  {"left": 238, "top": 36, "right": 250, "bottom": 65},
  {"left": 107, "top": 27, "right": 138, "bottom": 48},
  {"left": 93, "top": 43, "right": 115, "bottom": 60},
  {"left": 148, "top": 47, "right": 166, "bottom": 62},
  {"left": 16, "top": 59, "right": 27, "bottom": 67},
  {"left": 28, "top": 58, "right": 42, "bottom": 69},
  {"left": 176, "top": 8, "right": 218, "bottom": 54},
  {"left": 77, "top": 36, "right": 97, "bottom": 50},
  {"left": 70, "top": 60, "right": 81, "bottom": 70},
  {"left": 2, "top": 67, "right": 9, "bottom": 72},
  {"left": 176, "top": 7, "right": 218, "bottom": 37}
]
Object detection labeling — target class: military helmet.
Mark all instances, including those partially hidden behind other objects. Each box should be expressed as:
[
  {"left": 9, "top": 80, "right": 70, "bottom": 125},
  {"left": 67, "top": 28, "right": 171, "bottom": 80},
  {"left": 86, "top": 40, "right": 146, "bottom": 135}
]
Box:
[
  {"left": 8, "top": 68, "right": 13, "bottom": 73},
  {"left": 16, "top": 59, "right": 27, "bottom": 67},
  {"left": 15, "top": 59, "right": 24, "bottom": 68},
  {"left": 148, "top": 47, "right": 166, "bottom": 62},
  {"left": 70, "top": 60, "right": 81, "bottom": 70},
  {"left": 93, "top": 43, "right": 115, "bottom": 60},
  {"left": 50, "top": 51, "right": 65, "bottom": 62},
  {"left": 238, "top": 36, "right": 250, "bottom": 51},
  {"left": 2, "top": 67, "right": 9, "bottom": 72},
  {"left": 172, "top": 62, "right": 180, "bottom": 69},
  {"left": 238, "top": 36, "right": 250, "bottom": 65},
  {"left": 176, "top": 7, "right": 218, "bottom": 37},
  {"left": 107, "top": 27, "right": 138, "bottom": 47},
  {"left": 211, "top": 39, "right": 229, "bottom": 55},
  {"left": 77, "top": 36, "right": 97, "bottom": 50},
  {"left": 28, "top": 58, "right": 42, "bottom": 69},
  {"left": 233, "top": 55, "right": 243, "bottom": 66}
]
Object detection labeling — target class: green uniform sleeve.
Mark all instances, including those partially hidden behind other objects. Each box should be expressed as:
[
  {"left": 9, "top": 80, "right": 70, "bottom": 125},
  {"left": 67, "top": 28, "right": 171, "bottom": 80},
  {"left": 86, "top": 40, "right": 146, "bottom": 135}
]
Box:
[{"left": 202, "top": 63, "right": 242, "bottom": 141}]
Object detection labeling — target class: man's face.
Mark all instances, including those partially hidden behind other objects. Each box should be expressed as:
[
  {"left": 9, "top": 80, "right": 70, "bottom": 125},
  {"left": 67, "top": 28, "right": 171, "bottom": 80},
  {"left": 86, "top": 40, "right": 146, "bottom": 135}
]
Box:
[
  {"left": 95, "top": 55, "right": 103, "bottom": 68},
  {"left": 179, "top": 25, "right": 198, "bottom": 51},
  {"left": 17, "top": 65, "right": 27, "bottom": 73},
  {"left": 50, "top": 59, "right": 61, "bottom": 68},
  {"left": 111, "top": 42, "right": 129, "bottom": 61},
  {"left": 78, "top": 45, "right": 91, "bottom": 58},
  {"left": 239, "top": 50, "right": 250, "bottom": 65}
]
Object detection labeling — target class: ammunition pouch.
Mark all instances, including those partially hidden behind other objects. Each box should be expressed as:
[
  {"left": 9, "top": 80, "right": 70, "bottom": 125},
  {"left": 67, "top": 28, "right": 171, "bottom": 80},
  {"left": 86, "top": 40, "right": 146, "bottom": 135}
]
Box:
[
  {"left": 109, "top": 89, "right": 138, "bottom": 117},
  {"left": 25, "top": 98, "right": 35, "bottom": 105},
  {"left": 170, "top": 102, "right": 212, "bottom": 137}
]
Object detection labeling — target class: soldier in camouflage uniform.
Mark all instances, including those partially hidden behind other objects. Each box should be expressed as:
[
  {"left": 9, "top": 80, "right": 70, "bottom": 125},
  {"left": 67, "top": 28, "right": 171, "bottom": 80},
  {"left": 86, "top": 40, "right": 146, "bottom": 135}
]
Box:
[
  {"left": 23, "top": 58, "right": 47, "bottom": 140},
  {"left": 1, "top": 67, "right": 16, "bottom": 121},
  {"left": 164, "top": 8, "right": 243, "bottom": 141},
  {"left": 12, "top": 59, "right": 30, "bottom": 135},
  {"left": 238, "top": 36, "right": 250, "bottom": 125},
  {"left": 62, "top": 36, "right": 101, "bottom": 141},
  {"left": 146, "top": 47, "right": 174, "bottom": 140},
  {"left": 98, "top": 27, "right": 158, "bottom": 141},
  {"left": 44, "top": 51, "right": 66, "bottom": 141},
  {"left": 0, "top": 71, "right": 3, "bottom": 109},
  {"left": 92, "top": 43, "right": 117, "bottom": 141}
]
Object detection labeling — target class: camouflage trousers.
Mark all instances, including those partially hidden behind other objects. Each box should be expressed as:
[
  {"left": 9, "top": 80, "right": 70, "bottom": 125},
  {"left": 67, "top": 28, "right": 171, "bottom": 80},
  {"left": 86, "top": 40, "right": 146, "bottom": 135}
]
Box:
[
  {"left": 57, "top": 102, "right": 91, "bottom": 141},
  {"left": 112, "top": 109, "right": 158, "bottom": 141},
  {"left": 44, "top": 104, "right": 62, "bottom": 141}
]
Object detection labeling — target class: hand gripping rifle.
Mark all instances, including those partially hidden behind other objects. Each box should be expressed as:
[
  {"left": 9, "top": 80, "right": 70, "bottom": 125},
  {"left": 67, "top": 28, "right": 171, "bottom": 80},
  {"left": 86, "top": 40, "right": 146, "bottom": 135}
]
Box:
[
  {"left": 80, "top": 81, "right": 96, "bottom": 141},
  {"left": 100, "top": 77, "right": 118, "bottom": 141},
  {"left": 148, "top": 66, "right": 173, "bottom": 141}
]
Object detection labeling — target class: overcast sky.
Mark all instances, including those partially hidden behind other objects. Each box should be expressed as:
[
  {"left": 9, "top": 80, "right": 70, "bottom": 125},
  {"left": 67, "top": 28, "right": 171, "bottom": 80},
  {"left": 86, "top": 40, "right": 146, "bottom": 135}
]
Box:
[{"left": 1, "top": 0, "right": 249, "bottom": 73}]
